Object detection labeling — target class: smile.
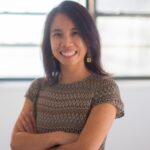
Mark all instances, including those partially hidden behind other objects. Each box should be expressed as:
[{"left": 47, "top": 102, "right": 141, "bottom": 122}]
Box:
[{"left": 60, "top": 51, "right": 77, "bottom": 57}]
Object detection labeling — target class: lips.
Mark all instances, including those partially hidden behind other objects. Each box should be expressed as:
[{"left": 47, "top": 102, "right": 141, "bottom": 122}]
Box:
[{"left": 60, "top": 51, "right": 77, "bottom": 57}]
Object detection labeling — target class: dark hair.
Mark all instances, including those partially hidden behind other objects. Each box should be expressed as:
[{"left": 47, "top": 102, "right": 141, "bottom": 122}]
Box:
[{"left": 41, "top": 1, "right": 109, "bottom": 84}]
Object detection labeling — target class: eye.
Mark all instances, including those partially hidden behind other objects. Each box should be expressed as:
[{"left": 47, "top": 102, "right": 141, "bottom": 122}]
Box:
[
  {"left": 72, "top": 30, "right": 79, "bottom": 36},
  {"left": 52, "top": 32, "right": 62, "bottom": 37}
]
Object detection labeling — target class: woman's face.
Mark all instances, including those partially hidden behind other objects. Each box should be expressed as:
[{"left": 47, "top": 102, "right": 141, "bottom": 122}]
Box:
[{"left": 50, "top": 13, "right": 87, "bottom": 68}]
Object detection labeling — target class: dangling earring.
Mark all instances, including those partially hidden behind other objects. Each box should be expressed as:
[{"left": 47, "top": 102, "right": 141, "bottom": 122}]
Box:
[
  {"left": 86, "top": 52, "right": 92, "bottom": 63},
  {"left": 52, "top": 55, "right": 58, "bottom": 77},
  {"left": 87, "top": 57, "right": 92, "bottom": 63}
]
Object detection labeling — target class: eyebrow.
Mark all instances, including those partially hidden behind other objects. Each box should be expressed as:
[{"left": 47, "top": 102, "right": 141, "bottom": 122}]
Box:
[
  {"left": 51, "top": 27, "right": 78, "bottom": 33},
  {"left": 51, "top": 29, "right": 62, "bottom": 33},
  {"left": 71, "top": 27, "right": 78, "bottom": 31}
]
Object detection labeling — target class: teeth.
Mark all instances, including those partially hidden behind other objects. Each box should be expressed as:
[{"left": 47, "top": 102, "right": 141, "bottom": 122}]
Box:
[{"left": 61, "top": 51, "right": 76, "bottom": 57}]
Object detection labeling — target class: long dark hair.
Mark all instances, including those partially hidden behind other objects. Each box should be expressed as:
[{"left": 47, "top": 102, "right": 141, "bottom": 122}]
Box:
[{"left": 41, "top": 1, "right": 109, "bottom": 84}]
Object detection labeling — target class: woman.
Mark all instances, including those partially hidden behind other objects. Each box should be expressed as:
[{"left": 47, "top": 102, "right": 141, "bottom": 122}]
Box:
[{"left": 11, "top": 1, "right": 124, "bottom": 150}]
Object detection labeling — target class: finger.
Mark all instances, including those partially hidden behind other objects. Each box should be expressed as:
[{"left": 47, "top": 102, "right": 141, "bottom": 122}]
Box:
[
  {"left": 16, "top": 120, "right": 25, "bottom": 132},
  {"left": 20, "top": 113, "right": 31, "bottom": 132},
  {"left": 25, "top": 111, "right": 36, "bottom": 133},
  {"left": 20, "top": 112, "right": 34, "bottom": 132},
  {"left": 24, "top": 112, "right": 36, "bottom": 133},
  {"left": 29, "top": 111, "right": 36, "bottom": 132},
  {"left": 16, "top": 115, "right": 27, "bottom": 132}
]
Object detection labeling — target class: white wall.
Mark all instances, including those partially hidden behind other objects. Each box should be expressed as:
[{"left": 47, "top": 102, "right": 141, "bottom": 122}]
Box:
[
  {"left": 0, "top": 80, "right": 150, "bottom": 150},
  {"left": 106, "top": 80, "right": 150, "bottom": 150}
]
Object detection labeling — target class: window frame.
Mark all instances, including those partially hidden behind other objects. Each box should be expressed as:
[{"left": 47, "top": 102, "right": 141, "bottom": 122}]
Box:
[
  {"left": 0, "top": 0, "right": 82, "bottom": 81},
  {"left": 0, "top": 0, "right": 150, "bottom": 81},
  {"left": 94, "top": 0, "right": 150, "bottom": 80}
]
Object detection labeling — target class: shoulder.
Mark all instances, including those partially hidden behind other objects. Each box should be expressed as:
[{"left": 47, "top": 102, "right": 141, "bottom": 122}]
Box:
[
  {"left": 29, "top": 77, "right": 48, "bottom": 88},
  {"left": 91, "top": 74, "right": 118, "bottom": 90},
  {"left": 31, "top": 77, "right": 45, "bottom": 84},
  {"left": 91, "top": 74, "right": 124, "bottom": 118},
  {"left": 91, "top": 74, "right": 122, "bottom": 105},
  {"left": 25, "top": 77, "right": 47, "bottom": 102}
]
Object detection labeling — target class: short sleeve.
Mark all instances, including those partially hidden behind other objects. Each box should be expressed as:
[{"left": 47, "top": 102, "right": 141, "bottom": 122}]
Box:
[
  {"left": 25, "top": 78, "right": 43, "bottom": 103},
  {"left": 91, "top": 78, "right": 124, "bottom": 118}
]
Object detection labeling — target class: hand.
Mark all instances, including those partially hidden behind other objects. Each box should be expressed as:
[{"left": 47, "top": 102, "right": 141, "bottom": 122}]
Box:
[
  {"left": 49, "top": 142, "right": 78, "bottom": 150},
  {"left": 57, "top": 131, "right": 79, "bottom": 145},
  {"left": 47, "top": 131, "right": 79, "bottom": 150},
  {"left": 47, "top": 132, "right": 79, "bottom": 150},
  {"left": 16, "top": 111, "right": 36, "bottom": 133}
]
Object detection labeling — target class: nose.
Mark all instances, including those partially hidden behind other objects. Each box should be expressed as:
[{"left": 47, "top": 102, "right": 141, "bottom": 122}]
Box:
[{"left": 62, "top": 34, "right": 73, "bottom": 48}]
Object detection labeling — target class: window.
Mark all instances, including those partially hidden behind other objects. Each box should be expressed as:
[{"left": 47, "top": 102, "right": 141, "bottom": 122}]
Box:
[
  {"left": 0, "top": 0, "right": 84, "bottom": 79},
  {"left": 96, "top": 0, "right": 150, "bottom": 77},
  {"left": 1, "top": 0, "right": 149, "bottom": 79}
]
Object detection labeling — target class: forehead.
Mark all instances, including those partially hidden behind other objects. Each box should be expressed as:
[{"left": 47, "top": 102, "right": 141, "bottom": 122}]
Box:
[{"left": 50, "top": 13, "right": 76, "bottom": 30}]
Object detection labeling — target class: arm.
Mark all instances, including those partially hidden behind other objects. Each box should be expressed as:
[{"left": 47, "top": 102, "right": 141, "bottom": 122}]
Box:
[
  {"left": 10, "top": 99, "right": 79, "bottom": 150},
  {"left": 52, "top": 103, "right": 117, "bottom": 150},
  {"left": 10, "top": 99, "right": 59, "bottom": 150}
]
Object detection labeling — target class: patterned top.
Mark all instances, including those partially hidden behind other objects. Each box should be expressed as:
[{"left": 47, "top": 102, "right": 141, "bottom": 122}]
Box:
[{"left": 25, "top": 73, "right": 124, "bottom": 150}]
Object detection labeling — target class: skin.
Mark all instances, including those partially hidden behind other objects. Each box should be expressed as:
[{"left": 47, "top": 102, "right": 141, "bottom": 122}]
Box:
[
  {"left": 49, "top": 13, "right": 117, "bottom": 150},
  {"left": 49, "top": 104, "right": 117, "bottom": 150},
  {"left": 11, "top": 13, "right": 117, "bottom": 150},
  {"left": 11, "top": 99, "right": 79, "bottom": 150},
  {"left": 50, "top": 13, "right": 91, "bottom": 84}
]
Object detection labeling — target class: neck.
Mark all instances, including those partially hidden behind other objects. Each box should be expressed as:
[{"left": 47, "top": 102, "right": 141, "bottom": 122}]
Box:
[{"left": 59, "top": 65, "right": 91, "bottom": 84}]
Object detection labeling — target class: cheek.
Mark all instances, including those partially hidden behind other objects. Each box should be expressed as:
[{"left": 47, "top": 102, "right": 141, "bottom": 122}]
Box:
[
  {"left": 75, "top": 36, "right": 87, "bottom": 50},
  {"left": 78, "top": 40, "right": 87, "bottom": 55},
  {"left": 50, "top": 38, "right": 56, "bottom": 50},
  {"left": 50, "top": 40, "right": 58, "bottom": 57},
  {"left": 50, "top": 38, "right": 60, "bottom": 50}
]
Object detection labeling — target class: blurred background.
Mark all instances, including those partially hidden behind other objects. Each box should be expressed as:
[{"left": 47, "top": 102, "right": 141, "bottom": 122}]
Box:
[{"left": 0, "top": 0, "right": 150, "bottom": 149}]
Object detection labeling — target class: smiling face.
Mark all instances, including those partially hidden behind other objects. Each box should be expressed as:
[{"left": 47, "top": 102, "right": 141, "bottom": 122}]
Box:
[{"left": 50, "top": 13, "right": 87, "bottom": 68}]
